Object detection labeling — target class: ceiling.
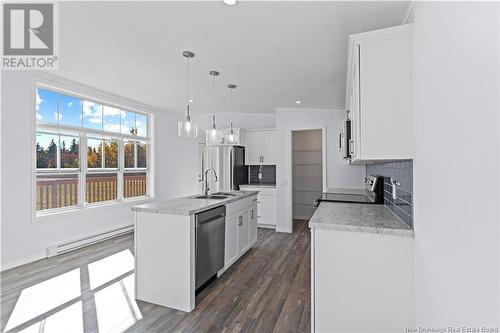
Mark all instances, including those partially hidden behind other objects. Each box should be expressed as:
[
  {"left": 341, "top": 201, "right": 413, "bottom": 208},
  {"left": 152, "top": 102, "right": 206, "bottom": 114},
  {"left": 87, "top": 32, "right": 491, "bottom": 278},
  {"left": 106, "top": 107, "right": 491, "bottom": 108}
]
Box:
[{"left": 58, "top": 1, "right": 409, "bottom": 114}]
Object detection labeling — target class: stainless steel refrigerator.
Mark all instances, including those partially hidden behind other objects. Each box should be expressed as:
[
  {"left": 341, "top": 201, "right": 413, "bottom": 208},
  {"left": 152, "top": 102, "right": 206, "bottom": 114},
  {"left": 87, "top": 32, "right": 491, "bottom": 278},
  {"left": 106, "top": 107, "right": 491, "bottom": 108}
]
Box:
[{"left": 203, "top": 146, "right": 247, "bottom": 192}]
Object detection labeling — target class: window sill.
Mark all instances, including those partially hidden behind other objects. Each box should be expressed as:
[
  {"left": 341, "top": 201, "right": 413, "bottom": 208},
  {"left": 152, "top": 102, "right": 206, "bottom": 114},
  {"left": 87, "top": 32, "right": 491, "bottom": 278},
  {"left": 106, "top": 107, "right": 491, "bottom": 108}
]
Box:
[{"left": 33, "top": 196, "right": 153, "bottom": 222}]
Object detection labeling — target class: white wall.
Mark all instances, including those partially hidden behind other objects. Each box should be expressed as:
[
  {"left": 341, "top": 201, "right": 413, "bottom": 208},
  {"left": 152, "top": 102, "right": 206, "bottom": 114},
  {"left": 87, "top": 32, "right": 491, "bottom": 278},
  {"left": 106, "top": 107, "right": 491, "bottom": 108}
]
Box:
[
  {"left": 275, "top": 108, "right": 366, "bottom": 233},
  {"left": 1, "top": 72, "right": 197, "bottom": 270},
  {"left": 413, "top": 2, "right": 499, "bottom": 327}
]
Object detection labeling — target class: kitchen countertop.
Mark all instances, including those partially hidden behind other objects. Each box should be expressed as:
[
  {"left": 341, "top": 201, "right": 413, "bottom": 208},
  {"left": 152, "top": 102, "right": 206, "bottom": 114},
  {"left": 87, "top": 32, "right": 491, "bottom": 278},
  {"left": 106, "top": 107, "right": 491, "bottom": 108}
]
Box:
[
  {"left": 309, "top": 202, "right": 414, "bottom": 236},
  {"left": 132, "top": 191, "right": 259, "bottom": 216},
  {"left": 239, "top": 183, "right": 276, "bottom": 188}
]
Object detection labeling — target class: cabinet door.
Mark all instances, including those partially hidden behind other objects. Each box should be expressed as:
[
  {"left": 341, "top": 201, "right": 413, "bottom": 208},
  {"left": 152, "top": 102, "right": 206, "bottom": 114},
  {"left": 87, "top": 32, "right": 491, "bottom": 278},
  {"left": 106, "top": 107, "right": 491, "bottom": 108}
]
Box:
[
  {"left": 244, "top": 131, "right": 262, "bottom": 165},
  {"left": 237, "top": 212, "right": 251, "bottom": 255},
  {"left": 358, "top": 34, "right": 412, "bottom": 160},
  {"left": 249, "top": 205, "right": 257, "bottom": 245},
  {"left": 225, "top": 214, "right": 239, "bottom": 268},
  {"left": 350, "top": 45, "right": 361, "bottom": 161},
  {"left": 262, "top": 130, "right": 277, "bottom": 165}
]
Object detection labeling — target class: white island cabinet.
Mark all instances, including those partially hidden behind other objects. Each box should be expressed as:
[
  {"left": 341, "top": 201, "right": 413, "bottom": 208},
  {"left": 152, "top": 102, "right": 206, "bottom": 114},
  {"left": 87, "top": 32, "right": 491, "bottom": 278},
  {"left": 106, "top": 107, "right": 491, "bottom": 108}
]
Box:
[
  {"left": 132, "top": 192, "right": 257, "bottom": 313},
  {"left": 310, "top": 202, "right": 414, "bottom": 332}
]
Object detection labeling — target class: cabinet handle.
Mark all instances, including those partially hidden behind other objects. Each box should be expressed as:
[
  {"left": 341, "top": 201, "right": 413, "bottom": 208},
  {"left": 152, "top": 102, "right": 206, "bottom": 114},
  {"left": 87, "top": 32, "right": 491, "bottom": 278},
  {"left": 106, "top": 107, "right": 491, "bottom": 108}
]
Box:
[
  {"left": 262, "top": 156, "right": 264, "bottom": 163},
  {"left": 238, "top": 216, "right": 243, "bottom": 226},
  {"left": 349, "top": 139, "right": 355, "bottom": 157},
  {"left": 250, "top": 210, "right": 254, "bottom": 219},
  {"left": 257, "top": 216, "right": 261, "bottom": 218},
  {"left": 252, "top": 198, "right": 258, "bottom": 202},
  {"left": 339, "top": 132, "right": 344, "bottom": 152}
]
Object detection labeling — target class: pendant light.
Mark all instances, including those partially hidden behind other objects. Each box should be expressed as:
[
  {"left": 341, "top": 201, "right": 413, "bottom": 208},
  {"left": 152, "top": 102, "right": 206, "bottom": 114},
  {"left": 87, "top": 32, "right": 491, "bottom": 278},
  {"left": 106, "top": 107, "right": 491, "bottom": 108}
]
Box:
[
  {"left": 206, "top": 70, "right": 222, "bottom": 145},
  {"left": 225, "top": 84, "right": 239, "bottom": 144},
  {"left": 177, "top": 51, "right": 198, "bottom": 138}
]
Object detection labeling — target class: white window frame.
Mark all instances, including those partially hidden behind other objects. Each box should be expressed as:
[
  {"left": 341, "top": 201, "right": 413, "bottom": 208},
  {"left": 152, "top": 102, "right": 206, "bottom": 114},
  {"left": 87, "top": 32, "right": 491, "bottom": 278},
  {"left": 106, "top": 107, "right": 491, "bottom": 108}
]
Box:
[{"left": 33, "top": 80, "right": 155, "bottom": 220}]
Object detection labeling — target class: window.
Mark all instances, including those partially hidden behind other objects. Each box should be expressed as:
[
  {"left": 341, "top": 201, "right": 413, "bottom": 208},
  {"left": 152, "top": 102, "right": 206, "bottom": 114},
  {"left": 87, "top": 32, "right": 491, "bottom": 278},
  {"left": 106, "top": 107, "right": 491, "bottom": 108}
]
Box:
[{"left": 35, "top": 87, "right": 152, "bottom": 215}]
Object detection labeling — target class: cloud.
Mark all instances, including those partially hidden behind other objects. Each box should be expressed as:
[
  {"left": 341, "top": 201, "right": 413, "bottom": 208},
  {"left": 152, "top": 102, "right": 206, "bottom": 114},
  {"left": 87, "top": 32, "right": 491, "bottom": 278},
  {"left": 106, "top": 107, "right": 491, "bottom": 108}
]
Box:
[
  {"left": 68, "top": 101, "right": 73, "bottom": 108},
  {"left": 36, "top": 90, "right": 42, "bottom": 111},
  {"left": 36, "top": 112, "right": 42, "bottom": 120},
  {"left": 54, "top": 112, "right": 62, "bottom": 122},
  {"left": 83, "top": 101, "right": 102, "bottom": 124},
  {"left": 103, "top": 106, "right": 121, "bottom": 117},
  {"left": 104, "top": 123, "right": 120, "bottom": 132}
]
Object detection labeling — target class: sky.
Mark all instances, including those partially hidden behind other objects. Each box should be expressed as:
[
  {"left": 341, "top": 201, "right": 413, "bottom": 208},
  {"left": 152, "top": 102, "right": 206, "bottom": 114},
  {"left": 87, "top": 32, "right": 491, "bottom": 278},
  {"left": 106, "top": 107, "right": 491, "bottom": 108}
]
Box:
[{"left": 36, "top": 88, "right": 147, "bottom": 147}]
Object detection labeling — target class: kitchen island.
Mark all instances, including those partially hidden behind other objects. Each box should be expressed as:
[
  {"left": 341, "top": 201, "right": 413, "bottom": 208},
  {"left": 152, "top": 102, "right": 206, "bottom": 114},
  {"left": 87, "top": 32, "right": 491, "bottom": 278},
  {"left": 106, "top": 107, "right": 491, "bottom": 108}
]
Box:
[
  {"left": 310, "top": 202, "right": 414, "bottom": 332},
  {"left": 132, "top": 191, "right": 258, "bottom": 312}
]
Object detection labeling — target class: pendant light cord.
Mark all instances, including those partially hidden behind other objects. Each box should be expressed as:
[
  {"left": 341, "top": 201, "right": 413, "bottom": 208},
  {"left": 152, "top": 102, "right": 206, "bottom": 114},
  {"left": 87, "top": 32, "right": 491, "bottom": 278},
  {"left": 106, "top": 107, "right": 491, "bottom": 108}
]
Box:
[{"left": 186, "top": 56, "right": 190, "bottom": 117}]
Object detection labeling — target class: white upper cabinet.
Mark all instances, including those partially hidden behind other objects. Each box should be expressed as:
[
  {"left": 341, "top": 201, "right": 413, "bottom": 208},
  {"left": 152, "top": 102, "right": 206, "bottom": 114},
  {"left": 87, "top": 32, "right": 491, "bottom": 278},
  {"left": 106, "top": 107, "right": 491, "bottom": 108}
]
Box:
[
  {"left": 244, "top": 129, "right": 277, "bottom": 165},
  {"left": 345, "top": 24, "right": 413, "bottom": 163}
]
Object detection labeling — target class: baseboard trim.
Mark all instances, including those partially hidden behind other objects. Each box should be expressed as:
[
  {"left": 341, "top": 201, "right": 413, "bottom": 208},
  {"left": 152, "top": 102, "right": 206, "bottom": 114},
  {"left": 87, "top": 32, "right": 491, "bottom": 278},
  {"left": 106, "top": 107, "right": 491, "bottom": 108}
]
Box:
[
  {"left": 258, "top": 223, "right": 276, "bottom": 230},
  {"left": 1, "top": 225, "right": 134, "bottom": 272},
  {"left": 0, "top": 253, "right": 46, "bottom": 272}
]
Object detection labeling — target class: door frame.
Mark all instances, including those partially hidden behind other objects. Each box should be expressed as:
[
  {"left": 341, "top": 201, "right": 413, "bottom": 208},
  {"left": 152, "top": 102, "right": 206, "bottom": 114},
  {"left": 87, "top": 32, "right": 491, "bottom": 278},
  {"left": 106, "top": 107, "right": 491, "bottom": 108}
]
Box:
[{"left": 287, "top": 126, "right": 327, "bottom": 233}]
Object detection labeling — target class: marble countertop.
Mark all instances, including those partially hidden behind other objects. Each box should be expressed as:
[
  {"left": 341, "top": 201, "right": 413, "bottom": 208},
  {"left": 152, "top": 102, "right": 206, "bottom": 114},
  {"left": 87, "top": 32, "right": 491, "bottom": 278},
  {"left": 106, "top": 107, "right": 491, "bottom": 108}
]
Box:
[
  {"left": 239, "top": 183, "right": 276, "bottom": 188},
  {"left": 132, "top": 191, "right": 259, "bottom": 216},
  {"left": 309, "top": 202, "right": 414, "bottom": 236}
]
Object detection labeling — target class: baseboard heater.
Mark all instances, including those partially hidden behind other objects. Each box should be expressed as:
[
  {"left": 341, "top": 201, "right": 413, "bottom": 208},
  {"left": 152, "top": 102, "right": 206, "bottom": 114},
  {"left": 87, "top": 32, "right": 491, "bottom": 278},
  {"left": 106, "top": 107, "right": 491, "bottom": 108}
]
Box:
[{"left": 46, "top": 225, "right": 134, "bottom": 258}]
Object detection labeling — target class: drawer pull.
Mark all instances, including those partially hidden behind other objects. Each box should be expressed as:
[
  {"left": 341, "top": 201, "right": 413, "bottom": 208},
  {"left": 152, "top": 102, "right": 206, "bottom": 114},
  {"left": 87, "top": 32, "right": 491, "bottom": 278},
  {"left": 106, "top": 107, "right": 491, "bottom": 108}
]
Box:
[{"left": 252, "top": 199, "right": 257, "bottom": 202}]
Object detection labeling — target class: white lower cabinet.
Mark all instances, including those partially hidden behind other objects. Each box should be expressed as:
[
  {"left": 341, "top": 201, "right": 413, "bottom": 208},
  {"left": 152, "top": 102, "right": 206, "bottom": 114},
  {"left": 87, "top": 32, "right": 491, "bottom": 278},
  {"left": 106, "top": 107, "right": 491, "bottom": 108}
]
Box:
[
  {"left": 224, "top": 214, "right": 239, "bottom": 267},
  {"left": 311, "top": 228, "right": 414, "bottom": 332},
  {"left": 224, "top": 196, "right": 258, "bottom": 270},
  {"left": 239, "top": 186, "right": 276, "bottom": 229},
  {"left": 237, "top": 213, "right": 250, "bottom": 255}
]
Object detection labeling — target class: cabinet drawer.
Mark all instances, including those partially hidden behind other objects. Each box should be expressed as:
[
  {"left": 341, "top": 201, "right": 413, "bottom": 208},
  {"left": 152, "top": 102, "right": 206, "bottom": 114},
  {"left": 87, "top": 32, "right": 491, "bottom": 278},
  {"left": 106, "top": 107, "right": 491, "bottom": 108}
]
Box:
[{"left": 226, "top": 195, "right": 257, "bottom": 216}]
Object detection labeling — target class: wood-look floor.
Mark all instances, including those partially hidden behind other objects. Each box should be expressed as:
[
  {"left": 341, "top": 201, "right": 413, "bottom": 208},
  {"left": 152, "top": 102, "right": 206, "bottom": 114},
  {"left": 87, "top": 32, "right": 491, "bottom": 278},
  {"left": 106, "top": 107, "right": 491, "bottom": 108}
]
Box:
[{"left": 1, "top": 220, "right": 310, "bottom": 333}]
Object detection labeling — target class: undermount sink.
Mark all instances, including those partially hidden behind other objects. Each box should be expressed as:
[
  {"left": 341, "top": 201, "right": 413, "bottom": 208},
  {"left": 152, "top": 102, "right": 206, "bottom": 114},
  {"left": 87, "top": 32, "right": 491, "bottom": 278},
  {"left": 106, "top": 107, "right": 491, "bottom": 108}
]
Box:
[
  {"left": 190, "top": 194, "right": 231, "bottom": 200},
  {"left": 212, "top": 192, "right": 240, "bottom": 197}
]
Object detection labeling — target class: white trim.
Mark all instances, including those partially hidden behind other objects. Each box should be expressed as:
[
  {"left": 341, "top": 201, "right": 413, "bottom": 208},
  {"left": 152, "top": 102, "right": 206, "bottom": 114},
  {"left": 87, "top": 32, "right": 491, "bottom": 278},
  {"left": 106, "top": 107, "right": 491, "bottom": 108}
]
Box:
[
  {"left": 402, "top": 2, "right": 415, "bottom": 24},
  {"left": 0, "top": 225, "right": 135, "bottom": 271},
  {"left": 244, "top": 127, "right": 276, "bottom": 133},
  {"left": 32, "top": 74, "right": 155, "bottom": 220},
  {"left": 35, "top": 197, "right": 153, "bottom": 222},
  {"left": 0, "top": 253, "right": 46, "bottom": 272},
  {"left": 286, "top": 126, "right": 327, "bottom": 234}
]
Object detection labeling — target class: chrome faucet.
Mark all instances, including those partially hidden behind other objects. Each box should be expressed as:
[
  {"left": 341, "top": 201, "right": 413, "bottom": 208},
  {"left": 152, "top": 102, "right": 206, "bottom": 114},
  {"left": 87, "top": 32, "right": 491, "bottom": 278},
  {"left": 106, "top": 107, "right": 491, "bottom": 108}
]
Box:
[{"left": 203, "top": 168, "right": 218, "bottom": 195}]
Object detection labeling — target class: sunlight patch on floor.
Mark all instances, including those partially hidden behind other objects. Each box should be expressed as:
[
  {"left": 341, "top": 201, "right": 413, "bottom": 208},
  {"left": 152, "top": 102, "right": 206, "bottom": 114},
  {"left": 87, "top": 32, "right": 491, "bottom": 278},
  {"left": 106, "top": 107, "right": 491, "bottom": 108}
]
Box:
[
  {"left": 4, "top": 269, "right": 81, "bottom": 332},
  {"left": 88, "top": 249, "right": 135, "bottom": 290},
  {"left": 94, "top": 274, "right": 142, "bottom": 333},
  {"left": 18, "top": 301, "right": 83, "bottom": 333}
]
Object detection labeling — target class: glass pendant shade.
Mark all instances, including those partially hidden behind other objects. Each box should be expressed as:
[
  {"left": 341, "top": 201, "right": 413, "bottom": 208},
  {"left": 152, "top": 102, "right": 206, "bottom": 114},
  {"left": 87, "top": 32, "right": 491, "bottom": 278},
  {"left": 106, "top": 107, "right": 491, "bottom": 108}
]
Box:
[
  {"left": 178, "top": 107, "right": 198, "bottom": 138},
  {"left": 206, "top": 115, "right": 222, "bottom": 146},
  {"left": 178, "top": 50, "right": 198, "bottom": 138},
  {"left": 224, "top": 122, "right": 239, "bottom": 144}
]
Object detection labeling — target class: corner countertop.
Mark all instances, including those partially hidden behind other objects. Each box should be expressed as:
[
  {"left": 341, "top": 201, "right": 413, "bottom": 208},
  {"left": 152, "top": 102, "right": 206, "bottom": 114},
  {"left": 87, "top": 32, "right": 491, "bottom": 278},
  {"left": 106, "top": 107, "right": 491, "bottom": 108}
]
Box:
[
  {"left": 131, "top": 191, "right": 259, "bottom": 216},
  {"left": 309, "top": 202, "right": 414, "bottom": 236},
  {"left": 239, "top": 183, "right": 276, "bottom": 188}
]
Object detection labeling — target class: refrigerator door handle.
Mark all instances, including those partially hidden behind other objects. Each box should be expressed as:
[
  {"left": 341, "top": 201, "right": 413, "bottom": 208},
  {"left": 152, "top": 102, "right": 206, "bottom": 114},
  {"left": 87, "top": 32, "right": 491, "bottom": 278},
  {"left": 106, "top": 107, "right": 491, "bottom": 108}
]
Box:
[{"left": 230, "top": 148, "right": 234, "bottom": 190}]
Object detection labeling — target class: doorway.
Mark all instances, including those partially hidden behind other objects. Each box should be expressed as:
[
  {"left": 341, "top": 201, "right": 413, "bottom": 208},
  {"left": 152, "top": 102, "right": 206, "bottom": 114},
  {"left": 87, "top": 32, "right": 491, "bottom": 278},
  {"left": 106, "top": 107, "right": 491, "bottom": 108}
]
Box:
[{"left": 291, "top": 129, "right": 324, "bottom": 231}]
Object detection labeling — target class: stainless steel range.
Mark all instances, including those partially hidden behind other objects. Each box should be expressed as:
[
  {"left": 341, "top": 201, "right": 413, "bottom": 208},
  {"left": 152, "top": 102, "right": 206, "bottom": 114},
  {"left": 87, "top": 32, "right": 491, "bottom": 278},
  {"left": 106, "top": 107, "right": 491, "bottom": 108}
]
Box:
[{"left": 313, "top": 175, "right": 385, "bottom": 207}]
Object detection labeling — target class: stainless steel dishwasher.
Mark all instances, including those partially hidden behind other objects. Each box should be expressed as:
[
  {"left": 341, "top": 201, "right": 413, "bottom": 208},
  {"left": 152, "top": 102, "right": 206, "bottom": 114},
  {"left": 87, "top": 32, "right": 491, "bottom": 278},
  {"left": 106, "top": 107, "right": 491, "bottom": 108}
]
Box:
[{"left": 195, "top": 206, "right": 226, "bottom": 290}]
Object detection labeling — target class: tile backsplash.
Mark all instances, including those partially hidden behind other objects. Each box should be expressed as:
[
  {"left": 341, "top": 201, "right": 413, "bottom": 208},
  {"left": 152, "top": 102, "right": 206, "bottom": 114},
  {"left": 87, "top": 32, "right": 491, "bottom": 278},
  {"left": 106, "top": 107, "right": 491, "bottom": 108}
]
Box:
[
  {"left": 366, "top": 160, "right": 413, "bottom": 228},
  {"left": 248, "top": 165, "right": 276, "bottom": 184}
]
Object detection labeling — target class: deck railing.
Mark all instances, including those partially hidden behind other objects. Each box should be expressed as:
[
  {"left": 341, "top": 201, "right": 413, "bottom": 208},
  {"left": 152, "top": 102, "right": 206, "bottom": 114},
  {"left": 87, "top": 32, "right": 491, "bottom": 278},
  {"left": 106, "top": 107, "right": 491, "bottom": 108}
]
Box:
[{"left": 36, "top": 172, "right": 146, "bottom": 211}]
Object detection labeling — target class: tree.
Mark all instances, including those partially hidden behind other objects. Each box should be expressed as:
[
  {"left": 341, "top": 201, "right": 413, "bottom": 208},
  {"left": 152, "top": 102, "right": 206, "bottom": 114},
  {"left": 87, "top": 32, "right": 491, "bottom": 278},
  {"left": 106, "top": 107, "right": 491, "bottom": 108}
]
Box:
[{"left": 47, "top": 139, "right": 57, "bottom": 168}]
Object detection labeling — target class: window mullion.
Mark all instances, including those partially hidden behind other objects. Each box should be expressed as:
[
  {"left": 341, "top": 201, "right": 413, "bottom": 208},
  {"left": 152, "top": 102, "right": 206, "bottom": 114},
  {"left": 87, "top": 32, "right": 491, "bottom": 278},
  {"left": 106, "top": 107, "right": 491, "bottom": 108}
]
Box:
[
  {"left": 81, "top": 135, "right": 87, "bottom": 207},
  {"left": 118, "top": 140, "right": 124, "bottom": 200}
]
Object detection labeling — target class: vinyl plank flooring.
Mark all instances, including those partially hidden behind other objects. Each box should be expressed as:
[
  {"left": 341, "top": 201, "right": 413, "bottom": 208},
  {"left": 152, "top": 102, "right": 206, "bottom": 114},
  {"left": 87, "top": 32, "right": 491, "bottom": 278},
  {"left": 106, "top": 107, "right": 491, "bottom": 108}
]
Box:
[{"left": 1, "top": 221, "right": 310, "bottom": 333}]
